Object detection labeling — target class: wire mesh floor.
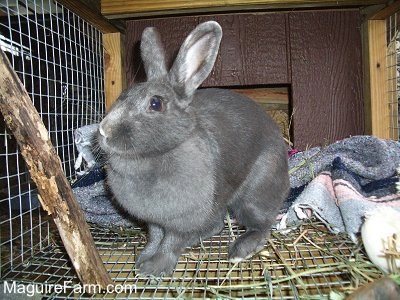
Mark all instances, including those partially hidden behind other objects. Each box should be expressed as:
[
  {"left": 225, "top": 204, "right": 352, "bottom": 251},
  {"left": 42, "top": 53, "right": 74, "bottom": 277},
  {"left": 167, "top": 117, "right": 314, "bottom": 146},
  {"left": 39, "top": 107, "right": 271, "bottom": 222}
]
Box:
[{"left": 2, "top": 220, "right": 382, "bottom": 299}]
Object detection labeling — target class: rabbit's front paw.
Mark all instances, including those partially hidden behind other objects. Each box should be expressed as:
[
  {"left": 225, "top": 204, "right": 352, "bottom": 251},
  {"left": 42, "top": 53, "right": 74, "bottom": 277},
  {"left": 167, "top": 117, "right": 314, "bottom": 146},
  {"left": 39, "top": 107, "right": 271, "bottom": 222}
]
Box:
[{"left": 137, "top": 253, "right": 178, "bottom": 277}]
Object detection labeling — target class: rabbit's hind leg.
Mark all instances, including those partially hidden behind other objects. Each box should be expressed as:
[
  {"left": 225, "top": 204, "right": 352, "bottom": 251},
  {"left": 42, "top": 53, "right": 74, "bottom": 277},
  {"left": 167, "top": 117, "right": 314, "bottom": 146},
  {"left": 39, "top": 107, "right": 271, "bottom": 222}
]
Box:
[
  {"left": 228, "top": 153, "right": 289, "bottom": 263},
  {"left": 228, "top": 229, "right": 268, "bottom": 263},
  {"left": 227, "top": 200, "right": 273, "bottom": 263},
  {"left": 227, "top": 196, "right": 273, "bottom": 263}
]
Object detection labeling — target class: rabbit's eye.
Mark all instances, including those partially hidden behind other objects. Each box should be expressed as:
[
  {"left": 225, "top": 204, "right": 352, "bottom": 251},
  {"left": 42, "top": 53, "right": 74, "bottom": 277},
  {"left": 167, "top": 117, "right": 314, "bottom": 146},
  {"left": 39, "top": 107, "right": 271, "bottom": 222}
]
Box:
[{"left": 149, "top": 95, "right": 164, "bottom": 112}]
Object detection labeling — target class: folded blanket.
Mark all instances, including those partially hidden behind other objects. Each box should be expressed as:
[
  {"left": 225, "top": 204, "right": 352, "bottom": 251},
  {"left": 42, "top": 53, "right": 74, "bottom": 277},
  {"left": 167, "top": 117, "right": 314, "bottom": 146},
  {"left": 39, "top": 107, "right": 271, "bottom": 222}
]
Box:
[
  {"left": 72, "top": 167, "right": 134, "bottom": 227},
  {"left": 288, "top": 135, "right": 400, "bottom": 187},
  {"left": 71, "top": 130, "right": 400, "bottom": 239},
  {"left": 281, "top": 157, "right": 400, "bottom": 241}
]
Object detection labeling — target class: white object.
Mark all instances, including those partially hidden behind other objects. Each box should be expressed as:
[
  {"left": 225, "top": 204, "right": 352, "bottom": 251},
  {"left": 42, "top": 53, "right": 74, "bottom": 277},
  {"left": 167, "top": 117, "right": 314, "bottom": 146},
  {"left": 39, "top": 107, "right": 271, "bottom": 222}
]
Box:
[
  {"left": 74, "top": 124, "right": 99, "bottom": 174},
  {"left": 361, "top": 206, "right": 400, "bottom": 273}
]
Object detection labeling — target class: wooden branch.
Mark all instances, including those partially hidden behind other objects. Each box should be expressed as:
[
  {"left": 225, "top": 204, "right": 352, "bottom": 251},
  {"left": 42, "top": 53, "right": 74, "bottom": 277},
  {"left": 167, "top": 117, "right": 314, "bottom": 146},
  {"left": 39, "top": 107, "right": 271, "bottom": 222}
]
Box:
[{"left": 0, "top": 50, "right": 113, "bottom": 289}]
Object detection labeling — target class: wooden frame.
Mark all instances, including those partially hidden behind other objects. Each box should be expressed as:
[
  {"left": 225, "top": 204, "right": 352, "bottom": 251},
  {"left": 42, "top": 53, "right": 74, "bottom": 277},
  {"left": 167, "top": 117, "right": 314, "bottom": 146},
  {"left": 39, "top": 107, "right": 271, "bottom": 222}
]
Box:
[
  {"left": 364, "top": 0, "right": 400, "bottom": 139},
  {"left": 364, "top": 19, "right": 390, "bottom": 139},
  {"left": 101, "top": 0, "right": 387, "bottom": 18},
  {"left": 103, "top": 32, "right": 126, "bottom": 111}
]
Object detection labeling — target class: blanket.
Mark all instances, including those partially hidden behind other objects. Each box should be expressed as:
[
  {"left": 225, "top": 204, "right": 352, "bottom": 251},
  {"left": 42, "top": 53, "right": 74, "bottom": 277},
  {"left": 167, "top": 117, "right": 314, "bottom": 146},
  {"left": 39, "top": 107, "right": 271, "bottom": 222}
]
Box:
[
  {"left": 72, "top": 167, "right": 134, "bottom": 227},
  {"left": 71, "top": 131, "right": 400, "bottom": 240},
  {"left": 281, "top": 156, "right": 400, "bottom": 241}
]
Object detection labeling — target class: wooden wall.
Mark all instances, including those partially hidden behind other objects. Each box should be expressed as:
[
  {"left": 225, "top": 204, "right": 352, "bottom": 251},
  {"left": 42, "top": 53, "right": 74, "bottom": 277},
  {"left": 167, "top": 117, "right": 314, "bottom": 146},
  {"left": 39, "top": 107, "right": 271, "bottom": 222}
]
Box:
[
  {"left": 124, "top": 9, "right": 364, "bottom": 149},
  {"left": 289, "top": 11, "right": 364, "bottom": 147}
]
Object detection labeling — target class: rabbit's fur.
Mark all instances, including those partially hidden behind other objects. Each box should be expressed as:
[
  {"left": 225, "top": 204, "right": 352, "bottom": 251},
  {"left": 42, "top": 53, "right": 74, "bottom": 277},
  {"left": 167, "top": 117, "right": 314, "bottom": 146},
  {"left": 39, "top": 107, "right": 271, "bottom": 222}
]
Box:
[{"left": 98, "top": 21, "right": 290, "bottom": 276}]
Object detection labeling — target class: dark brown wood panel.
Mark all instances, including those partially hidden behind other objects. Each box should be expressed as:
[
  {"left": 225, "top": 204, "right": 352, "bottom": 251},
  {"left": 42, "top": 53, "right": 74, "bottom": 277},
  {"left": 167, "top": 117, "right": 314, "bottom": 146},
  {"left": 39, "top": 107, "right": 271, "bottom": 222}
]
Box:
[
  {"left": 289, "top": 10, "right": 364, "bottom": 148},
  {"left": 125, "top": 13, "right": 289, "bottom": 86},
  {"left": 124, "top": 10, "right": 364, "bottom": 148},
  {"left": 212, "top": 14, "right": 289, "bottom": 86}
]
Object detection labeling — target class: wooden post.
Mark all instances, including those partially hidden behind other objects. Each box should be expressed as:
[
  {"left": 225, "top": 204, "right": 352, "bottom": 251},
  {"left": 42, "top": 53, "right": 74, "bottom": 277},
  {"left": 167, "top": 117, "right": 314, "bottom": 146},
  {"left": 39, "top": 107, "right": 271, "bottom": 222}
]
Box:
[
  {"left": 364, "top": 19, "right": 390, "bottom": 139},
  {"left": 364, "top": 0, "right": 400, "bottom": 139},
  {"left": 104, "top": 32, "right": 126, "bottom": 111},
  {"left": 0, "top": 50, "right": 113, "bottom": 289}
]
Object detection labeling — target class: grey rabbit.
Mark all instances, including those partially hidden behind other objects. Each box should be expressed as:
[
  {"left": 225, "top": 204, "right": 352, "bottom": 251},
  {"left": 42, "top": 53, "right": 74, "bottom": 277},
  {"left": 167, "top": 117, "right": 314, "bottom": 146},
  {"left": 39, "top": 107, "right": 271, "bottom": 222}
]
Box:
[{"left": 98, "top": 21, "right": 290, "bottom": 276}]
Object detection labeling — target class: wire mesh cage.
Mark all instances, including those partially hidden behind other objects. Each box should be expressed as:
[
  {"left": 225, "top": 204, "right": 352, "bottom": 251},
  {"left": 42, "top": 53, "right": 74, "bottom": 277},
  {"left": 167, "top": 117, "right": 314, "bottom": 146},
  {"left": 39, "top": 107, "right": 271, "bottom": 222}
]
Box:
[
  {"left": 386, "top": 10, "right": 400, "bottom": 141},
  {"left": 0, "top": 0, "right": 104, "bottom": 279},
  {"left": 2, "top": 221, "right": 382, "bottom": 299},
  {"left": 0, "top": 1, "right": 391, "bottom": 299}
]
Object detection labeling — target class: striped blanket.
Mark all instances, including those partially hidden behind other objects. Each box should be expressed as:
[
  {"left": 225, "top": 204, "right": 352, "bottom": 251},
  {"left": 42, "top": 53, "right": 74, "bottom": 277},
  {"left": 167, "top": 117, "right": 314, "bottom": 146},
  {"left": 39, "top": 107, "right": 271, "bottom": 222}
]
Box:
[
  {"left": 280, "top": 136, "right": 400, "bottom": 241},
  {"left": 72, "top": 133, "right": 400, "bottom": 240}
]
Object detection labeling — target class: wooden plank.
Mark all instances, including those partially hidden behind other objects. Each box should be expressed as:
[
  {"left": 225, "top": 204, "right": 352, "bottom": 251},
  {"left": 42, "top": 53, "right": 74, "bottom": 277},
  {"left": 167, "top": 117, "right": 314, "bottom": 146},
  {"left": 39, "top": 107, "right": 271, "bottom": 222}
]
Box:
[
  {"left": 232, "top": 88, "right": 289, "bottom": 110},
  {"left": 289, "top": 10, "right": 364, "bottom": 148},
  {"left": 125, "top": 14, "right": 289, "bottom": 87},
  {"left": 104, "top": 32, "right": 126, "bottom": 111},
  {"left": 58, "top": 0, "right": 120, "bottom": 33},
  {"left": 362, "top": 15, "right": 373, "bottom": 136},
  {"left": 0, "top": 48, "right": 114, "bottom": 290},
  {"left": 101, "top": 0, "right": 387, "bottom": 19},
  {"left": 365, "top": 20, "right": 391, "bottom": 139}
]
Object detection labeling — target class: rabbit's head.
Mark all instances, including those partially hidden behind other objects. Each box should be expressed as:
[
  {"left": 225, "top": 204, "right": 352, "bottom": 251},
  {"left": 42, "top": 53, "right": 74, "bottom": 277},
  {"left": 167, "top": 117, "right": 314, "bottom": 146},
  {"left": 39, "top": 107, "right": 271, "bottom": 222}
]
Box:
[{"left": 99, "top": 21, "right": 222, "bottom": 158}]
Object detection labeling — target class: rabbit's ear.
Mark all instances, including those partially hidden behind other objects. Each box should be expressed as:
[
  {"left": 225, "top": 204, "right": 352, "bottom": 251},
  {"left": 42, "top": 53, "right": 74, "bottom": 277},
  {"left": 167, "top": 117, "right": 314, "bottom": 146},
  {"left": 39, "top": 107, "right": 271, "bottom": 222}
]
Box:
[
  {"left": 169, "top": 21, "right": 222, "bottom": 98},
  {"left": 141, "top": 27, "right": 168, "bottom": 80}
]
